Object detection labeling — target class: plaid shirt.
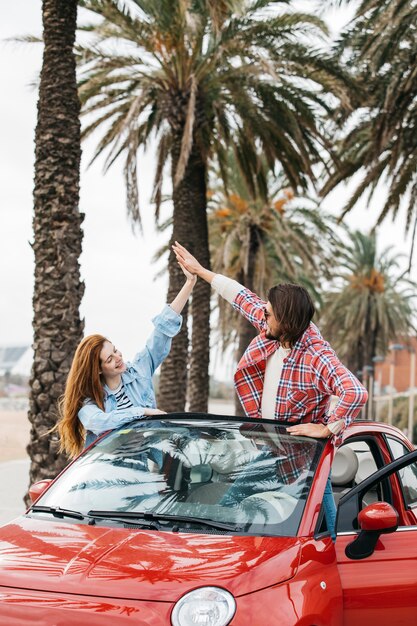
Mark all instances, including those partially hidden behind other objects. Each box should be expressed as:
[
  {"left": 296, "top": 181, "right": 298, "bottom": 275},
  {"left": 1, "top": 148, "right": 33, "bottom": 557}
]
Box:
[{"left": 232, "top": 288, "right": 368, "bottom": 432}]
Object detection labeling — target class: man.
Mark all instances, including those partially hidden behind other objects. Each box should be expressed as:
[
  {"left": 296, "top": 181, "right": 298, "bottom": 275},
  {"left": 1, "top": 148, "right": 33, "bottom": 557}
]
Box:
[{"left": 173, "top": 241, "right": 368, "bottom": 538}]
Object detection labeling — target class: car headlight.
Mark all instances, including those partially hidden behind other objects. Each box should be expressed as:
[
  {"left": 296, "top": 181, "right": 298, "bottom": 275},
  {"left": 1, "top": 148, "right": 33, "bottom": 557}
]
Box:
[{"left": 171, "top": 586, "right": 236, "bottom": 626}]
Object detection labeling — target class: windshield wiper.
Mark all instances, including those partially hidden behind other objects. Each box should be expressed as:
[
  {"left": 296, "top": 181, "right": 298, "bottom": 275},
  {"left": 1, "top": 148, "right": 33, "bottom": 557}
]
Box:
[
  {"left": 29, "top": 505, "right": 85, "bottom": 521},
  {"left": 88, "top": 509, "right": 239, "bottom": 532},
  {"left": 86, "top": 510, "right": 159, "bottom": 530}
]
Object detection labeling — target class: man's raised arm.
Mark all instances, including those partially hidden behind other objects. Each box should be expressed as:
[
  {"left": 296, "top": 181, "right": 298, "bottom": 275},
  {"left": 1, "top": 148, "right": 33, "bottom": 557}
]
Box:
[
  {"left": 173, "top": 241, "right": 241, "bottom": 303},
  {"left": 172, "top": 242, "right": 267, "bottom": 331},
  {"left": 172, "top": 241, "right": 215, "bottom": 284}
]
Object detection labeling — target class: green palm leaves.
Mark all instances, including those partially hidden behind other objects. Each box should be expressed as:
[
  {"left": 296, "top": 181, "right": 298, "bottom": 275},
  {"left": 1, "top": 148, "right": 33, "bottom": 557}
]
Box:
[
  {"left": 320, "top": 230, "right": 416, "bottom": 376},
  {"left": 209, "top": 163, "right": 335, "bottom": 298},
  {"left": 208, "top": 156, "right": 337, "bottom": 357},
  {"left": 324, "top": 0, "right": 417, "bottom": 233},
  {"left": 77, "top": 0, "right": 353, "bottom": 218}
]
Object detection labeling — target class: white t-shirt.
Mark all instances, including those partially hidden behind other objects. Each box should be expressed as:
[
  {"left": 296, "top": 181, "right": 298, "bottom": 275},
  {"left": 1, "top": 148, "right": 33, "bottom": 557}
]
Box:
[
  {"left": 113, "top": 381, "right": 133, "bottom": 410},
  {"left": 261, "top": 345, "right": 291, "bottom": 418}
]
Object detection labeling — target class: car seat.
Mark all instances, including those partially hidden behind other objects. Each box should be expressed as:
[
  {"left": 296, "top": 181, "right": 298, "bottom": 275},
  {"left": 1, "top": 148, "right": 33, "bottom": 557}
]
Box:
[
  {"left": 240, "top": 491, "right": 298, "bottom": 524},
  {"left": 331, "top": 445, "right": 359, "bottom": 505},
  {"left": 355, "top": 450, "right": 379, "bottom": 505},
  {"left": 186, "top": 438, "right": 259, "bottom": 504}
]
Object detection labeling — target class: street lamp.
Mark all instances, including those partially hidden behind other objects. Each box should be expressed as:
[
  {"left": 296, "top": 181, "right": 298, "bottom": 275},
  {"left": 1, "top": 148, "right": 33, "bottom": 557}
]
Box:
[
  {"left": 356, "top": 370, "right": 365, "bottom": 419},
  {"left": 408, "top": 348, "right": 416, "bottom": 445},
  {"left": 372, "top": 355, "right": 385, "bottom": 422},
  {"left": 363, "top": 365, "right": 374, "bottom": 420},
  {"left": 387, "top": 344, "right": 404, "bottom": 426}
]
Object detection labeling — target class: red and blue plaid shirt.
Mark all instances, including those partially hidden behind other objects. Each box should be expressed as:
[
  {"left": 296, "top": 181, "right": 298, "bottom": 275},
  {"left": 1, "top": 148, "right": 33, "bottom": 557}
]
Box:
[{"left": 232, "top": 288, "right": 368, "bottom": 432}]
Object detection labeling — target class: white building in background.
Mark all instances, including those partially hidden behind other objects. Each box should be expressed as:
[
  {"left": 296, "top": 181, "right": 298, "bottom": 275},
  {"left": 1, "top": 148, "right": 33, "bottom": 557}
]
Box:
[{"left": 0, "top": 346, "right": 31, "bottom": 377}]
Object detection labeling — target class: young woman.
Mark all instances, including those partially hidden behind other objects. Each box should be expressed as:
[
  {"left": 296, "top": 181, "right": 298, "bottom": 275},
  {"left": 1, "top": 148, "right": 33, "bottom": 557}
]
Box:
[{"left": 57, "top": 266, "right": 196, "bottom": 458}]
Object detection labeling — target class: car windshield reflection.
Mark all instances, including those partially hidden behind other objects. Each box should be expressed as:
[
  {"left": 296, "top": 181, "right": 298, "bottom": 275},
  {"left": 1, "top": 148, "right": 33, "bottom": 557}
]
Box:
[{"left": 36, "top": 417, "right": 325, "bottom": 536}]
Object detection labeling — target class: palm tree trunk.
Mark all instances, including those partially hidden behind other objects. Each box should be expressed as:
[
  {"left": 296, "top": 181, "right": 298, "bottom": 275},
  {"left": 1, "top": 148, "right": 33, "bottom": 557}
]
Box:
[
  {"left": 27, "top": 0, "right": 84, "bottom": 496},
  {"left": 188, "top": 231, "right": 211, "bottom": 412},
  {"left": 158, "top": 137, "right": 210, "bottom": 412},
  {"left": 234, "top": 226, "right": 259, "bottom": 415}
]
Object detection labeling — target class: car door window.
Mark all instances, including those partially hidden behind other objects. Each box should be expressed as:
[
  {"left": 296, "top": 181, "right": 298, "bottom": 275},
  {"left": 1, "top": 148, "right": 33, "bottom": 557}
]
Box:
[
  {"left": 387, "top": 437, "right": 411, "bottom": 461},
  {"left": 387, "top": 437, "right": 417, "bottom": 509}
]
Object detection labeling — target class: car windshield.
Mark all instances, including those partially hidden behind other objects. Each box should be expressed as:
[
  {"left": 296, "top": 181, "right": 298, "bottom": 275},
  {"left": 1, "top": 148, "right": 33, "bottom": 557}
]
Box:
[{"left": 36, "top": 417, "right": 325, "bottom": 536}]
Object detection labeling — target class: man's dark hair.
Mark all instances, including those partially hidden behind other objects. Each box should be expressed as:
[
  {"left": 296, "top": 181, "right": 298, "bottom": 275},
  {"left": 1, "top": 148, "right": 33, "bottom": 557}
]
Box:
[{"left": 267, "top": 283, "right": 315, "bottom": 347}]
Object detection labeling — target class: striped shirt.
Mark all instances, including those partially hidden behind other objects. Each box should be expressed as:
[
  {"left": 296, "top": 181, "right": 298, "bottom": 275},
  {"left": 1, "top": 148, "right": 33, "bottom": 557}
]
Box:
[{"left": 113, "top": 382, "right": 134, "bottom": 410}]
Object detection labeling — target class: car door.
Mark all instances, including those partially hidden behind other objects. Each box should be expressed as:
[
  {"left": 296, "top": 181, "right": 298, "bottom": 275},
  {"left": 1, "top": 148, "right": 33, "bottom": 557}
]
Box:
[
  {"left": 334, "top": 449, "right": 417, "bottom": 626},
  {"left": 384, "top": 435, "right": 417, "bottom": 525}
]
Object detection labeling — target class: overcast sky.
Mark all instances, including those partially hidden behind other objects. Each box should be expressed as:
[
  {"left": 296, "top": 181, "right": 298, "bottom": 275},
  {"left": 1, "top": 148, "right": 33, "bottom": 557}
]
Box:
[{"left": 1, "top": 1, "right": 415, "bottom": 376}]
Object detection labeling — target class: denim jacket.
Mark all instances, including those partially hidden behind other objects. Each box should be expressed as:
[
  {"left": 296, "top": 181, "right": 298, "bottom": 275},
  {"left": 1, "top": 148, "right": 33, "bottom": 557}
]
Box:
[{"left": 79, "top": 304, "right": 182, "bottom": 447}]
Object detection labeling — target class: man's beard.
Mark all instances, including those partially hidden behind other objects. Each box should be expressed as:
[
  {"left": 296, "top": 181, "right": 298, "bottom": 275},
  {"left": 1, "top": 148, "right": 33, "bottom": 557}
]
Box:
[{"left": 265, "top": 329, "right": 281, "bottom": 341}]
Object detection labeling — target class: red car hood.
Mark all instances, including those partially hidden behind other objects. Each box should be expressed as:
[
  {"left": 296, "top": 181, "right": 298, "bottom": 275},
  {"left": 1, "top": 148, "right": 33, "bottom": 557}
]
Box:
[{"left": 0, "top": 516, "right": 300, "bottom": 601}]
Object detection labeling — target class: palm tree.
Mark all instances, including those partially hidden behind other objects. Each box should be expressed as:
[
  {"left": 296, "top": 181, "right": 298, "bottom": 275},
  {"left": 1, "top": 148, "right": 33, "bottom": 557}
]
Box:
[
  {"left": 28, "top": 0, "right": 84, "bottom": 491},
  {"left": 320, "top": 230, "right": 416, "bottom": 384},
  {"left": 208, "top": 158, "right": 338, "bottom": 413},
  {"left": 76, "top": 0, "right": 355, "bottom": 412},
  {"left": 323, "top": 0, "right": 417, "bottom": 248}
]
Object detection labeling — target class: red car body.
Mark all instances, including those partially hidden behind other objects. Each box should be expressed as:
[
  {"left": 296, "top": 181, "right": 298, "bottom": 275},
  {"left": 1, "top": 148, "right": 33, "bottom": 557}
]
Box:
[{"left": 0, "top": 417, "right": 416, "bottom": 626}]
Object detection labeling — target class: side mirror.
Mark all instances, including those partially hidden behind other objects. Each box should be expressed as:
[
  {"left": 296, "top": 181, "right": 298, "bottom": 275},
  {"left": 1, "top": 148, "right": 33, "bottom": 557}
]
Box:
[
  {"left": 29, "top": 479, "right": 53, "bottom": 504},
  {"left": 345, "top": 502, "right": 398, "bottom": 560}
]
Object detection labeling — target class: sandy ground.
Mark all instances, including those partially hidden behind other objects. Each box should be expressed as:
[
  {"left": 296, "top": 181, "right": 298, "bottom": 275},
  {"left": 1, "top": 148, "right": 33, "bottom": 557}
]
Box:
[
  {"left": 0, "top": 410, "right": 30, "bottom": 462},
  {"left": 0, "top": 459, "right": 30, "bottom": 525},
  {"left": 0, "top": 411, "right": 30, "bottom": 524}
]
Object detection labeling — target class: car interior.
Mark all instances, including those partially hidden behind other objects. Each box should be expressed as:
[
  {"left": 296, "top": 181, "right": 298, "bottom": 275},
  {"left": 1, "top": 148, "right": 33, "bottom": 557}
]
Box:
[
  {"left": 315, "top": 437, "right": 394, "bottom": 537},
  {"left": 332, "top": 441, "right": 379, "bottom": 506},
  {"left": 329, "top": 438, "right": 391, "bottom": 533},
  {"left": 159, "top": 436, "right": 301, "bottom": 527}
]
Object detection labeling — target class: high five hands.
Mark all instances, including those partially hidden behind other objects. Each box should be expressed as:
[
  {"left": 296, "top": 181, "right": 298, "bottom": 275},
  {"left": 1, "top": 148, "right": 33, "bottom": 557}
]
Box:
[
  {"left": 172, "top": 242, "right": 202, "bottom": 275},
  {"left": 172, "top": 242, "right": 215, "bottom": 285},
  {"left": 178, "top": 259, "right": 197, "bottom": 285}
]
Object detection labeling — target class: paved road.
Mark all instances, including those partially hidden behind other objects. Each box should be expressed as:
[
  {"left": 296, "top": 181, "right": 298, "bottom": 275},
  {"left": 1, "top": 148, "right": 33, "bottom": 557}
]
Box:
[{"left": 0, "top": 459, "right": 30, "bottom": 526}]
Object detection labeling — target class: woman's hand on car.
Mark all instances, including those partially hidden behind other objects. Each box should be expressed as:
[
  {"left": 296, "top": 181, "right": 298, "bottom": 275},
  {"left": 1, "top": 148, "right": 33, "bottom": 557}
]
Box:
[{"left": 143, "top": 408, "right": 167, "bottom": 416}]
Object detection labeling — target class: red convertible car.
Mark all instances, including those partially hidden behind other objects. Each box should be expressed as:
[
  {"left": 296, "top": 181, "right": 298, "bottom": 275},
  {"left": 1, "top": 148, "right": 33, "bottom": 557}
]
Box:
[{"left": 0, "top": 414, "right": 416, "bottom": 625}]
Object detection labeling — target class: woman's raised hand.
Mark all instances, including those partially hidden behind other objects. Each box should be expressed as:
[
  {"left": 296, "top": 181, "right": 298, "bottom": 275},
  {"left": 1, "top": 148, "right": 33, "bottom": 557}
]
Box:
[
  {"left": 172, "top": 241, "right": 203, "bottom": 276},
  {"left": 179, "top": 261, "right": 197, "bottom": 285},
  {"left": 169, "top": 244, "right": 202, "bottom": 313}
]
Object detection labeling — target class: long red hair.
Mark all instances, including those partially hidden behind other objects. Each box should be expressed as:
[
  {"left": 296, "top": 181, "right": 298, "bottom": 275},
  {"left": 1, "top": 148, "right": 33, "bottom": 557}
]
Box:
[{"left": 57, "top": 334, "right": 107, "bottom": 458}]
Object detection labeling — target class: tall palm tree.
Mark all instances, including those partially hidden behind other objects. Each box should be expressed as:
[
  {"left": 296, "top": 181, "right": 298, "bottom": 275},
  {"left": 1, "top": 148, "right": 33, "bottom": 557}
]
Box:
[
  {"left": 28, "top": 0, "right": 84, "bottom": 491},
  {"left": 76, "top": 0, "right": 355, "bottom": 412},
  {"left": 208, "top": 158, "right": 338, "bottom": 412},
  {"left": 320, "top": 230, "right": 416, "bottom": 382},
  {"left": 323, "top": 0, "right": 417, "bottom": 247}
]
